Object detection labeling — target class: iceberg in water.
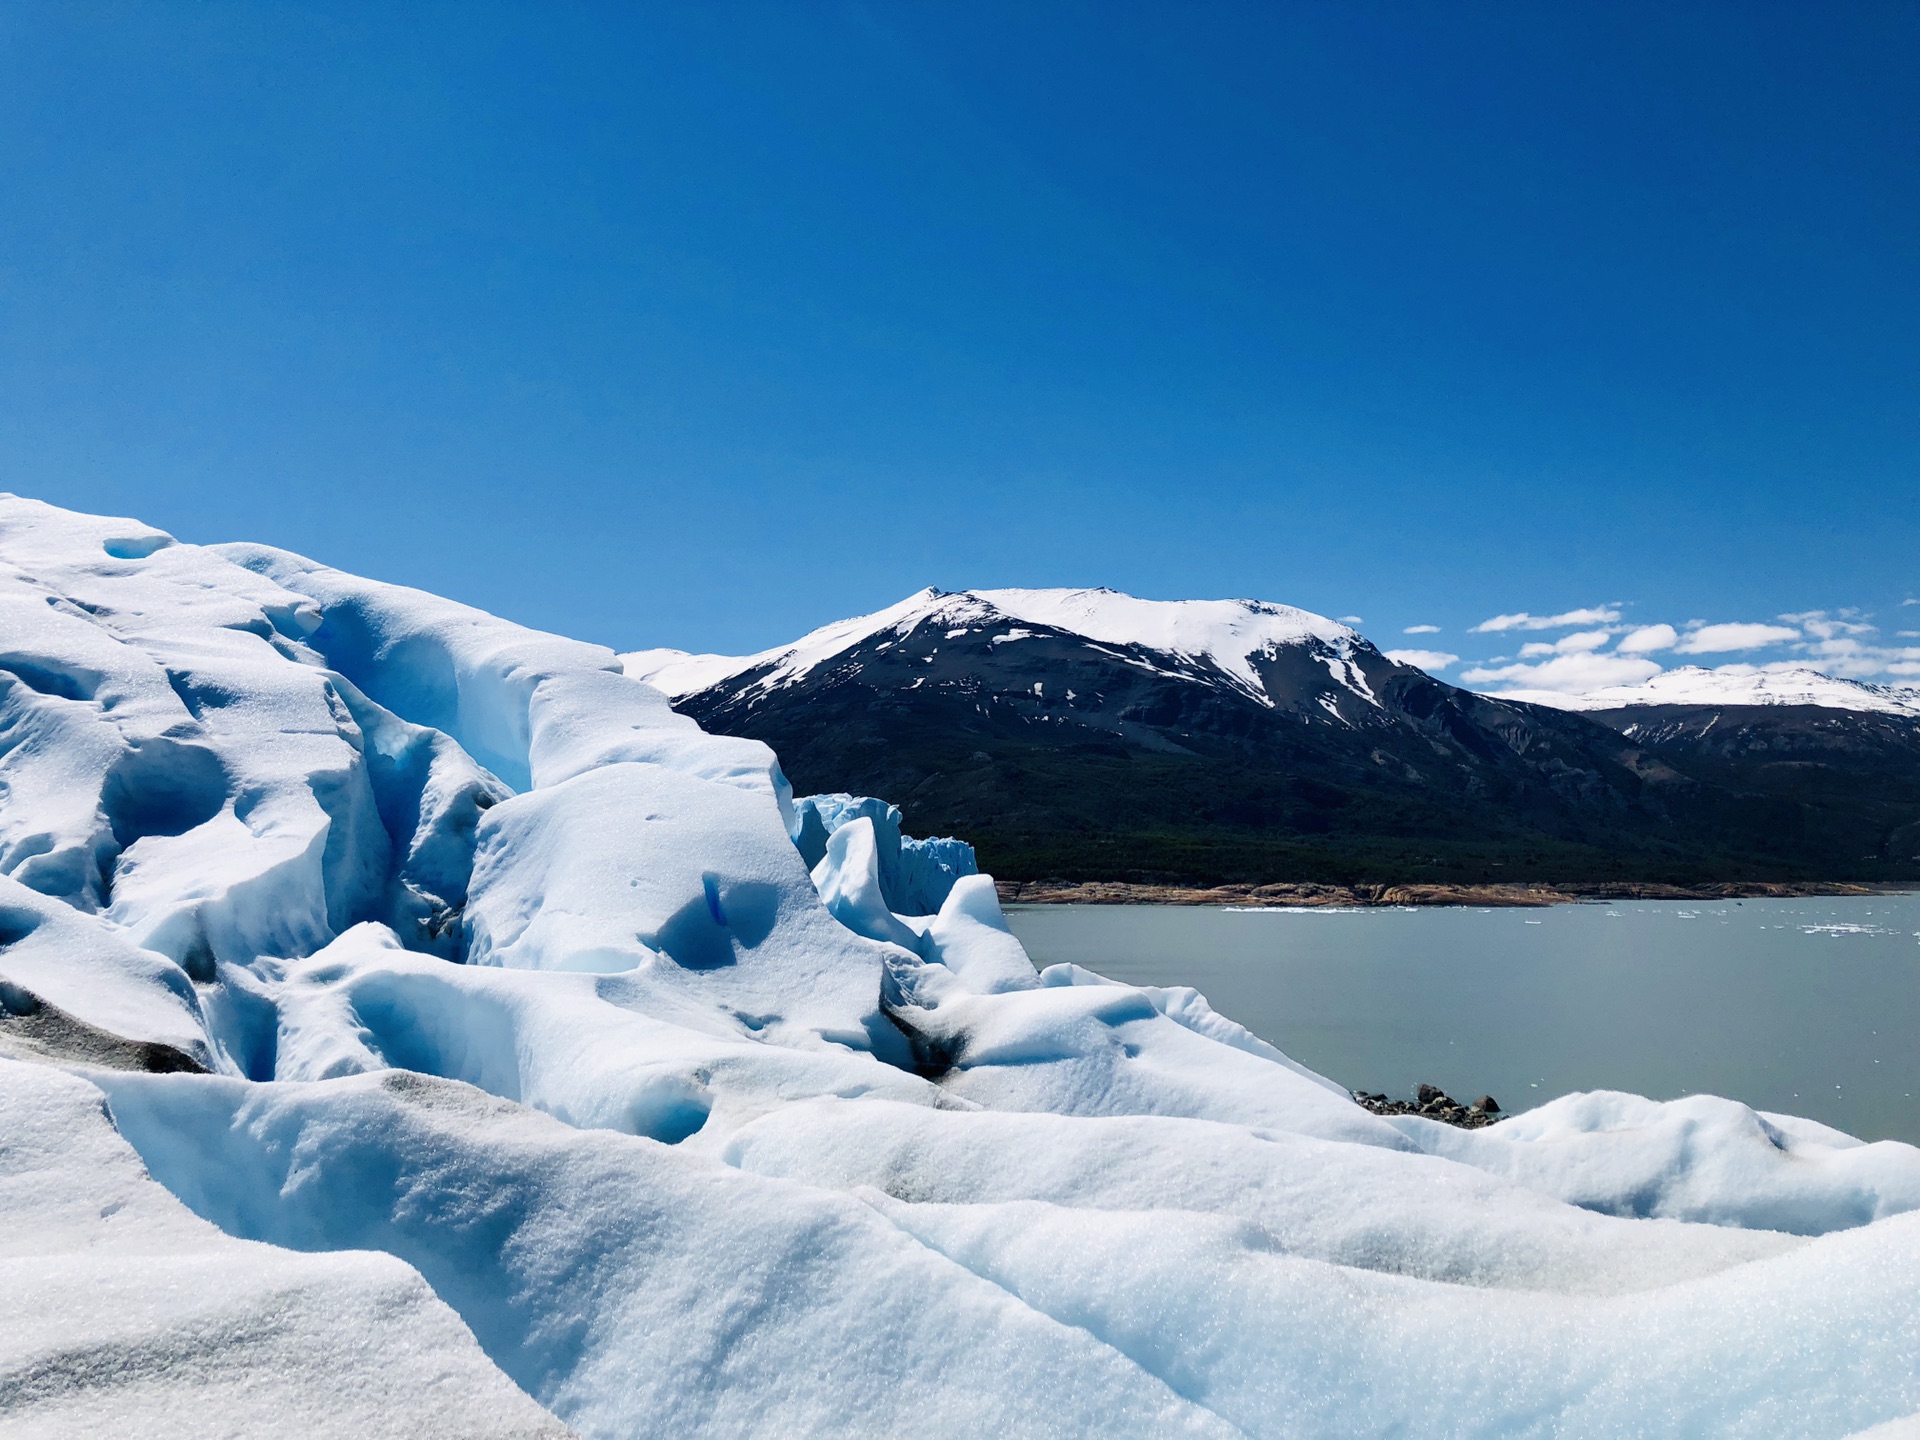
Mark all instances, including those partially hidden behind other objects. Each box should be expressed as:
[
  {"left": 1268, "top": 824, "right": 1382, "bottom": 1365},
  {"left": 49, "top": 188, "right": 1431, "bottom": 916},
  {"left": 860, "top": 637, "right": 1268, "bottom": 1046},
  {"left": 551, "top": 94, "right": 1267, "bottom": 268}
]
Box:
[{"left": 2, "top": 493, "right": 1919, "bottom": 1438}]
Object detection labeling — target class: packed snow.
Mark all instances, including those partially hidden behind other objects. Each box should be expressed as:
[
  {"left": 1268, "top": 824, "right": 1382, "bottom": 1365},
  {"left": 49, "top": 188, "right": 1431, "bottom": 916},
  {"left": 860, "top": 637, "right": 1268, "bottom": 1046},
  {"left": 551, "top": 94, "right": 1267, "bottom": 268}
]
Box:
[
  {"left": 1490, "top": 664, "right": 1920, "bottom": 715},
  {"left": 622, "top": 585, "right": 1379, "bottom": 710},
  {"left": 0, "top": 1058, "right": 566, "bottom": 1437},
  {"left": 4, "top": 495, "right": 1920, "bottom": 1437}
]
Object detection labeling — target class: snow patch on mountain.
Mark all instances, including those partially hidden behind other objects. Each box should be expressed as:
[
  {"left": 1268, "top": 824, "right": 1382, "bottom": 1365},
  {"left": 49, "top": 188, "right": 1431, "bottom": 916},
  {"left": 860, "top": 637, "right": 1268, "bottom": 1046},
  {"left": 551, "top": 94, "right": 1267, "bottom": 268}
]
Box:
[
  {"left": 622, "top": 586, "right": 1377, "bottom": 710},
  {"left": 1493, "top": 664, "right": 1920, "bottom": 716}
]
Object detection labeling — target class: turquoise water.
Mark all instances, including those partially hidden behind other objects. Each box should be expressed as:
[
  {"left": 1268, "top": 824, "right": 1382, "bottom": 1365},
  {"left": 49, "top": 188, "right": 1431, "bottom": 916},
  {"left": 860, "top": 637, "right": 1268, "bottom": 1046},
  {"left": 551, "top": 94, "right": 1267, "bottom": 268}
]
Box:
[{"left": 1004, "top": 895, "right": 1920, "bottom": 1146}]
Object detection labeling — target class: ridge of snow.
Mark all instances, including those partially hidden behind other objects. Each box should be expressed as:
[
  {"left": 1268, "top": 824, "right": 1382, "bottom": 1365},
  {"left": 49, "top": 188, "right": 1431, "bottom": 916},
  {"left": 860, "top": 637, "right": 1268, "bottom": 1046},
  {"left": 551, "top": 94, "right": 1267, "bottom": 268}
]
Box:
[
  {"left": 622, "top": 586, "right": 1371, "bottom": 708},
  {"left": 1491, "top": 665, "right": 1920, "bottom": 717}
]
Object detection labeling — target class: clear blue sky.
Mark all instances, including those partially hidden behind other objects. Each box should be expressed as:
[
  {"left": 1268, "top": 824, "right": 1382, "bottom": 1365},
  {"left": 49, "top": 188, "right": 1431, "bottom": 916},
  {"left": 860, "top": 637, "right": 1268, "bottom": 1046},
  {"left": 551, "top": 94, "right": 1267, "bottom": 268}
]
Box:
[{"left": 3, "top": 2, "right": 1916, "bottom": 685}]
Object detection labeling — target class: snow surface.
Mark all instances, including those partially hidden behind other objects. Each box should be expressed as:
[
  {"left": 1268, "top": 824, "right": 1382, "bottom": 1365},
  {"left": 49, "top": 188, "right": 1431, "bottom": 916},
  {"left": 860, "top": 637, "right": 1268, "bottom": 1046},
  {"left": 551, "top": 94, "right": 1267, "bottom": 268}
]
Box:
[
  {"left": 0, "top": 1058, "right": 566, "bottom": 1437},
  {"left": 622, "top": 585, "right": 1376, "bottom": 709},
  {"left": 1491, "top": 664, "right": 1920, "bottom": 715},
  {"left": 5, "top": 495, "right": 1920, "bottom": 1436}
]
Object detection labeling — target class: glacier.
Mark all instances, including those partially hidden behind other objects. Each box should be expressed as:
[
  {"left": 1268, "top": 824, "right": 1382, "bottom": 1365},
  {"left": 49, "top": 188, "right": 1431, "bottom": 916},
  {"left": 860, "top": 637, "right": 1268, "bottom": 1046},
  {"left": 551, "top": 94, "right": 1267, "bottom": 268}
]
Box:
[{"left": 3, "top": 494, "right": 1920, "bottom": 1437}]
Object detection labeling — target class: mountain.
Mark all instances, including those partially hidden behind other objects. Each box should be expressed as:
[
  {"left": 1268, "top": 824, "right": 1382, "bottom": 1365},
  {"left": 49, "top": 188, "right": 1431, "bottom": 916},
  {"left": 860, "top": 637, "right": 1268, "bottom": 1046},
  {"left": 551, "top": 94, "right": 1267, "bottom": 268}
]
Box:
[
  {"left": 1494, "top": 665, "right": 1920, "bottom": 715},
  {"left": 7, "top": 497, "right": 1920, "bottom": 1433},
  {"left": 627, "top": 588, "right": 1920, "bottom": 885},
  {"left": 1507, "top": 668, "right": 1920, "bottom": 877}
]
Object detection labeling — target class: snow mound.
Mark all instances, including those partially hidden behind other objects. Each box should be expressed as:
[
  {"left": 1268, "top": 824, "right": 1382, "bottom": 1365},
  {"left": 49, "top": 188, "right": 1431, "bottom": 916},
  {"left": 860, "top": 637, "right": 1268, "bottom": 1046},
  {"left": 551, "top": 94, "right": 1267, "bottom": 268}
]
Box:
[
  {"left": 1399, "top": 1089, "right": 1920, "bottom": 1234},
  {"left": 5, "top": 494, "right": 1920, "bottom": 1436},
  {"left": 0, "top": 1058, "right": 567, "bottom": 1437}
]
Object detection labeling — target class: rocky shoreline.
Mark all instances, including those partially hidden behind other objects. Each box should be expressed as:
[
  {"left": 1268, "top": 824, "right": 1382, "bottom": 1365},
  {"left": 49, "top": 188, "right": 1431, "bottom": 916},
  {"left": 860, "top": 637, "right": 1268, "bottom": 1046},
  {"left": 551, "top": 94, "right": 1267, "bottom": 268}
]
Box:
[
  {"left": 994, "top": 878, "right": 1896, "bottom": 908},
  {"left": 1353, "top": 1084, "right": 1502, "bottom": 1129}
]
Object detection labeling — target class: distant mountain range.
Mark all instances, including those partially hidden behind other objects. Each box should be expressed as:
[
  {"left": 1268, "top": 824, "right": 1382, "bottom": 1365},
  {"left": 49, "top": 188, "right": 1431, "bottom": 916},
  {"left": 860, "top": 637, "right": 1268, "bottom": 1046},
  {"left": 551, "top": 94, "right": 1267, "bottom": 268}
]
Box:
[
  {"left": 626, "top": 589, "right": 1920, "bottom": 886},
  {"left": 1497, "top": 664, "right": 1920, "bottom": 716}
]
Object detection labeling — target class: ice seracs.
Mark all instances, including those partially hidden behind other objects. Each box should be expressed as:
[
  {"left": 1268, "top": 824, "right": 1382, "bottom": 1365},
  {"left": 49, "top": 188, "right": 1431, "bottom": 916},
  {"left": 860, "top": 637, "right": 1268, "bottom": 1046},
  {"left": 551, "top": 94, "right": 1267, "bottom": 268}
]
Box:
[
  {"left": 4, "top": 493, "right": 1920, "bottom": 1437},
  {"left": 791, "top": 791, "right": 977, "bottom": 915}
]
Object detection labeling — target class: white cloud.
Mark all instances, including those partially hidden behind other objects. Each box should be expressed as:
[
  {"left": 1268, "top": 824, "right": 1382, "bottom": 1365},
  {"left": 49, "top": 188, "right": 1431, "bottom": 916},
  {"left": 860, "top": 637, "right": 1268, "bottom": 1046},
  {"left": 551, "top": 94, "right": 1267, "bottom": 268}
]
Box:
[
  {"left": 1700, "top": 639, "right": 1920, "bottom": 681},
  {"left": 1518, "top": 630, "right": 1610, "bottom": 659},
  {"left": 1672, "top": 622, "right": 1801, "bottom": 654},
  {"left": 1807, "top": 644, "right": 1920, "bottom": 679},
  {"left": 1453, "top": 601, "right": 1920, "bottom": 692},
  {"left": 1402, "top": 623, "right": 1441, "bottom": 635},
  {"left": 1557, "top": 629, "right": 1611, "bottom": 653},
  {"left": 1338, "top": 615, "right": 1364, "bottom": 626},
  {"left": 1617, "top": 623, "right": 1678, "bottom": 654},
  {"left": 1806, "top": 637, "right": 1865, "bottom": 658},
  {"left": 1384, "top": 648, "right": 1459, "bottom": 671},
  {"left": 1780, "top": 609, "right": 1876, "bottom": 640},
  {"left": 1471, "top": 606, "right": 1622, "bottom": 634},
  {"left": 1460, "top": 653, "right": 1663, "bottom": 693}
]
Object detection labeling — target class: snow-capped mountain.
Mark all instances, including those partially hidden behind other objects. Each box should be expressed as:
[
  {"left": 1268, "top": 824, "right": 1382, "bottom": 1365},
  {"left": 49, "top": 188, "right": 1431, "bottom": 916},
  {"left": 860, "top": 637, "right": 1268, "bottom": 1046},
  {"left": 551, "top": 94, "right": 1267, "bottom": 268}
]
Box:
[
  {"left": 628, "top": 585, "right": 1381, "bottom": 715},
  {"left": 1496, "top": 665, "right": 1920, "bottom": 716},
  {"left": 7, "top": 499, "right": 1920, "bottom": 1435},
  {"left": 629, "top": 587, "right": 1920, "bottom": 884}
]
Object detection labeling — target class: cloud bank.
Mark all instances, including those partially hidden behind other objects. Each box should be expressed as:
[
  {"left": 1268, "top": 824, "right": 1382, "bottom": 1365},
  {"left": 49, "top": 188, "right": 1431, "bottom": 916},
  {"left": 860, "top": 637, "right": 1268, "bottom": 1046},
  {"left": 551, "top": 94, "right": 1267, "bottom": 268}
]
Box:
[
  {"left": 1471, "top": 607, "right": 1622, "bottom": 634},
  {"left": 1453, "top": 605, "right": 1920, "bottom": 695},
  {"left": 1672, "top": 622, "right": 1800, "bottom": 654}
]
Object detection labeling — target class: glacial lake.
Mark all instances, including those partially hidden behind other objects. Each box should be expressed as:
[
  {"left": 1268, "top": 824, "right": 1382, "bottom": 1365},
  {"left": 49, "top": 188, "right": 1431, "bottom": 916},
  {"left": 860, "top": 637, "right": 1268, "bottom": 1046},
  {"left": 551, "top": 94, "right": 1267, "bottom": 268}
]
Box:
[{"left": 1003, "top": 895, "right": 1920, "bottom": 1147}]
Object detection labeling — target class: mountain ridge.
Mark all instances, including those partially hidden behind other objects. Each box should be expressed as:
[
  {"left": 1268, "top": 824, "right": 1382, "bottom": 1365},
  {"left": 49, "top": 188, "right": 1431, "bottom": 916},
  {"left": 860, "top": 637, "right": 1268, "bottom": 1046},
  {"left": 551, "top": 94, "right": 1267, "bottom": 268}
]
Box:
[
  {"left": 1496, "top": 664, "right": 1920, "bottom": 716},
  {"left": 632, "top": 587, "right": 1920, "bottom": 887}
]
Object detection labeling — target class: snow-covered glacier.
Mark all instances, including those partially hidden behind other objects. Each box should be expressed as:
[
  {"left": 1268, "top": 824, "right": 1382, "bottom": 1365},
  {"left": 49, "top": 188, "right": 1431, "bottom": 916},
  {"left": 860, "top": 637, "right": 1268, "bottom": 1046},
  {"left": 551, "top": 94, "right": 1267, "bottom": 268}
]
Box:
[{"left": 3, "top": 495, "right": 1920, "bottom": 1439}]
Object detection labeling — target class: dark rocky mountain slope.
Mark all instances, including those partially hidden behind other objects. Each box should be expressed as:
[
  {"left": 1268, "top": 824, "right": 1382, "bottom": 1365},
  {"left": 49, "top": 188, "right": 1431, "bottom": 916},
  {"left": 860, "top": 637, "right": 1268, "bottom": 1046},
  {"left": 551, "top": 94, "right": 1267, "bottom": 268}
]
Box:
[{"left": 627, "top": 589, "right": 1920, "bottom": 886}]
